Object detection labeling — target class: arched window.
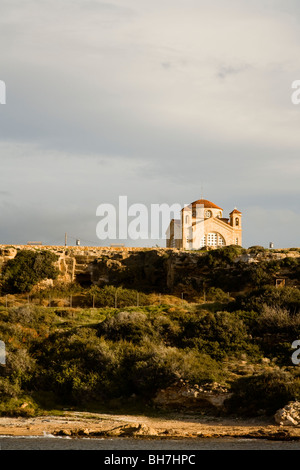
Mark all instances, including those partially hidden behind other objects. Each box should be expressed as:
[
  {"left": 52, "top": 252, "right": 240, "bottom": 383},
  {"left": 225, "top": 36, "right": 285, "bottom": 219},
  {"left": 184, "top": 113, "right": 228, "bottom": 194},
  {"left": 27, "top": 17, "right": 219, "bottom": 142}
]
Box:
[
  {"left": 200, "top": 232, "right": 225, "bottom": 248},
  {"left": 235, "top": 217, "right": 239, "bottom": 226},
  {"left": 185, "top": 215, "right": 190, "bottom": 224}
]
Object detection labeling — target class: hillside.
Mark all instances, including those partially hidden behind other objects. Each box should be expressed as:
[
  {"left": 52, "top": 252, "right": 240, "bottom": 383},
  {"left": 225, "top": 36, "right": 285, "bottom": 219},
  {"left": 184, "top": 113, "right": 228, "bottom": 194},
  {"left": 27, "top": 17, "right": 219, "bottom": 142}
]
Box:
[
  {"left": 0, "top": 244, "right": 299, "bottom": 419},
  {"left": 0, "top": 244, "right": 300, "bottom": 298}
]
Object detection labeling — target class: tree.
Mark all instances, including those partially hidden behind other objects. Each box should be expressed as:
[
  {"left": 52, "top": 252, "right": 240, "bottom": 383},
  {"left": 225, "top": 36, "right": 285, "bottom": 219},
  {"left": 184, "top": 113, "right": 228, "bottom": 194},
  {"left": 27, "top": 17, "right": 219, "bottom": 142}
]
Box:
[{"left": 2, "top": 250, "right": 59, "bottom": 294}]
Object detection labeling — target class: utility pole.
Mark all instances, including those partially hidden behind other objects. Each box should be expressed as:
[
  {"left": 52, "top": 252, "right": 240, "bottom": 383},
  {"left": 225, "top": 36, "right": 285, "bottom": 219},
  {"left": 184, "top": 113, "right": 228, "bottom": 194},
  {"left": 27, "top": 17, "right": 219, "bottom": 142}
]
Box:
[{"left": 65, "top": 233, "right": 67, "bottom": 247}]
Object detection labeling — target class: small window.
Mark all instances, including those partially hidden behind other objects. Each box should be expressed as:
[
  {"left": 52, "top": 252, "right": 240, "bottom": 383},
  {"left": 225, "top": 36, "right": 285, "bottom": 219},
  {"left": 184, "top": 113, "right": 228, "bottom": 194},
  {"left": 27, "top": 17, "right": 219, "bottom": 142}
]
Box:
[
  {"left": 235, "top": 238, "right": 239, "bottom": 245},
  {"left": 185, "top": 215, "right": 190, "bottom": 224},
  {"left": 235, "top": 217, "right": 239, "bottom": 226}
]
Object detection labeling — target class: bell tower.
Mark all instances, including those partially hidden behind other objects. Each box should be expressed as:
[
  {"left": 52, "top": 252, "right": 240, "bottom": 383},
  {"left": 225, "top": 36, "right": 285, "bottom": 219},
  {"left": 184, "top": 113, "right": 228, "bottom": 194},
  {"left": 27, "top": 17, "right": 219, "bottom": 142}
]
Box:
[
  {"left": 229, "top": 208, "right": 242, "bottom": 227},
  {"left": 229, "top": 208, "right": 242, "bottom": 245}
]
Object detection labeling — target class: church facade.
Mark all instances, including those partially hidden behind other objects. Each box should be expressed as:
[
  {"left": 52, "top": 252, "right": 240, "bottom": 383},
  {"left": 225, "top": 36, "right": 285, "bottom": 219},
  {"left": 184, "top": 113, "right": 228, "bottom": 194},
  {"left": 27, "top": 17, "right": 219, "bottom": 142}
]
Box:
[{"left": 166, "top": 199, "right": 242, "bottom": 250}]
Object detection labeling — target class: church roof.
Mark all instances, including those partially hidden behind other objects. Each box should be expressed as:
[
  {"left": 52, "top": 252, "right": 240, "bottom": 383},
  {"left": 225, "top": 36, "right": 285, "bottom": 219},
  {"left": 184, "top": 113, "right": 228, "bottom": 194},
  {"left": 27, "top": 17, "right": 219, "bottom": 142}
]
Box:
[
  {"left": 190, "top": 199, "right": 223, "bottom": 210},
  {"left": 229, "top": 208, "right": 242, "bottom": 214}
]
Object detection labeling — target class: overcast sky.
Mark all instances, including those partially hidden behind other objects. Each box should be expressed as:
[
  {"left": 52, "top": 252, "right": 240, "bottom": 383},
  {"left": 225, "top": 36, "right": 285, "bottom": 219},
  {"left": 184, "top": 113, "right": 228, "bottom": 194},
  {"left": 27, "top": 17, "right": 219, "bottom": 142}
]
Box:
[{"left": 0, "top": 0, "right": 300, "bottom": 248}]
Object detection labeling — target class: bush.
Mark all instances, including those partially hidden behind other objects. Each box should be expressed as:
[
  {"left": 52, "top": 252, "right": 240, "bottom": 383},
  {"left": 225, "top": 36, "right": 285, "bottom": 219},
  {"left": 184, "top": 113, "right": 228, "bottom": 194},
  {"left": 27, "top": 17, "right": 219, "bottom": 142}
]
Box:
[
  {"left": 225, "top": 370, "right": 300, "bottom": 416},
  {"left": 181, "top": 311, "right": 257, "bottom": 359},
  {"left": 117, "top": 341, "right": 224, "bottom": 397},
  {"left": 247, "top": 305, "right": 300, "bottom": 365},
  {"left": 97, "top": 311, "right": 154, "bottom": 343},
  {"left": 29, "top": 313, "right": 226, "bottom": 405},
  {"left": 200, "top": 245, "right": 247, "bottom": 269},
  {"left": 233, "top": 286, "right": 300, "bottom": 314},
  {"left": 87, "top": 285, "right": 149, "bottom": 308},
  {"left": 2, "top": 250, "right": 59, "bottom": 294},
  {"left": 206, "top": 287, "right": 229, "bottom": 302},
  {"left": 248, "top": 246, "right": 266, "bottom": 254}
]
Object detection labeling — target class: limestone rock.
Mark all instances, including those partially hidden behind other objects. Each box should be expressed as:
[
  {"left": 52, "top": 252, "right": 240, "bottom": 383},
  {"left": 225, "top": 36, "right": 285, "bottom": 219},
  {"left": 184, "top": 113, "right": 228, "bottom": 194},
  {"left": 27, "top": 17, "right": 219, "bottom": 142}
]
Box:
[
  {"left": 275, "top": 401, "right": 300, "bottom": 426},
  {"left": 0, "top": 244, "right": 299, "bottom": 295},
  {"left": 107, "top": 424, "right": 158, "bottom": 437},
  {"left": 153, "top": 381, "right": 231, "bottom": 410}
]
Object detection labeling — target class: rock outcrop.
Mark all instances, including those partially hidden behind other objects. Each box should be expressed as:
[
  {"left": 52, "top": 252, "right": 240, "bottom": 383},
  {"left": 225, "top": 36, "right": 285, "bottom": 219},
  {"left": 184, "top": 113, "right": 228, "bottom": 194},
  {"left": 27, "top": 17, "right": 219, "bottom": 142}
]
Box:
[
  {"left": 153, "top": 380, "right": 231, "bottom": 411},
  {"left": 0, "top": 244, "right": 299, "bottom": 296},
  {"left": 275, "top": 401, "right": 300, "bottom": 426}
]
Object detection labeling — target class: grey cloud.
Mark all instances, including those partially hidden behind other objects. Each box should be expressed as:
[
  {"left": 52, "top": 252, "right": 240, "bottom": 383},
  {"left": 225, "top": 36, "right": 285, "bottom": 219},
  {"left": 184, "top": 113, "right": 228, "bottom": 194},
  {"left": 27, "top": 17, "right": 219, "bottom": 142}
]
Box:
[
  {"left": 217, "top": 64, "right": 251, "bottom": 79},
  {"left": 0, "top": 0, "right": 299, "bottom": 248}
]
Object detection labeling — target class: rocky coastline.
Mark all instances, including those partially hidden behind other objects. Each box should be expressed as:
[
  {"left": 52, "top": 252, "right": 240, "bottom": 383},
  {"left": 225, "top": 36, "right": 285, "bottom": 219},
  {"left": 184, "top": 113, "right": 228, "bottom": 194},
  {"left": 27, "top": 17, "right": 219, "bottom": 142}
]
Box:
[{"left": 0, "top": 410, "right": 300, "bottom": 442}]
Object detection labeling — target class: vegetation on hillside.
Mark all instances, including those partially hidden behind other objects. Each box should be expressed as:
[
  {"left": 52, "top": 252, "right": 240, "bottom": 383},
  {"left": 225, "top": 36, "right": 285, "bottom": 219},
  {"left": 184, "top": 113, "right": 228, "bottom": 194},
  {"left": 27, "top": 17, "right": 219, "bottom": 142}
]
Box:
[
  {"left": 1, "top": 250, "right": 58, "bottom": 294},
  {"left": 0, "top": 246, "right": 299, "bottom": 418}
]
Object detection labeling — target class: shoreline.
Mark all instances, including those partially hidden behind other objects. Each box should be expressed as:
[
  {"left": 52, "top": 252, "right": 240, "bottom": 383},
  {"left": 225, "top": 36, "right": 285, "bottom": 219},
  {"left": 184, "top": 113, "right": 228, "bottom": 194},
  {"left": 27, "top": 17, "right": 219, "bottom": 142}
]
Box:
[{"left": 0, "top": 411, "right": 299, "bottom": 441}]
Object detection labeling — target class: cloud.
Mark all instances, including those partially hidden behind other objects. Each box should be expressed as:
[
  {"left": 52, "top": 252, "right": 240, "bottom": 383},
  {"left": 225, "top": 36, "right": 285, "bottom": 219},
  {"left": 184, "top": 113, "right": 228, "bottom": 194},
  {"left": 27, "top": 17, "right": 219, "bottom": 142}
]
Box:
[{"left": 0, "top": 1, "right": 299, "bottom": 247}]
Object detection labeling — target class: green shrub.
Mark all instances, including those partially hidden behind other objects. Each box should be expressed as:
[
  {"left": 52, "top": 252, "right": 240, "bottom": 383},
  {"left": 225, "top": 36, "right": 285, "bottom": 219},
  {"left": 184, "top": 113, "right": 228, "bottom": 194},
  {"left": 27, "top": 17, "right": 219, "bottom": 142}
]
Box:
[
  {"left": 103, "top": 339, "right": 224, "bottom": 399},
  {"left": 225, "top": 370, "right": 300, "bottom": 416},
  {"left": 2, "top": 250, "right": 59, "bottom": 294},
  {"left": 87, "top": 285, "right": 149, "bottom": 308},
  {"left": 181, "top": 311, "right": 257, "bottom": 359},
  {"left": 248, "top": 246, "right": 266, "bottom": 254},
  {"left": 0, "top": 377, "right": 21, "bottom": 400},
  {"left": 247, "top": 305, "right": 300, "bottom": 365},
  {"left": 97, "top": 311, "right": 154, "bottom": 343},
  {"left": 206, "top": 287, "right": 229, "bottom": 302},
  {"left": 199, "top": 245, "right": 246, "bottom": 269},
  {"left": 233, "top": 286, "right": 300, "bottom": 314}
]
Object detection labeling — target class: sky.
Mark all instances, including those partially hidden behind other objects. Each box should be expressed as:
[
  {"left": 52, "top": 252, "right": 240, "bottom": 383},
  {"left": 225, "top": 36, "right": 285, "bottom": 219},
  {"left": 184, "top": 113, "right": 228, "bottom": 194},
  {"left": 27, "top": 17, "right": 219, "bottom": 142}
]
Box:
[{"left": 0, "top": 0, "right": 300, "bottom": 248}]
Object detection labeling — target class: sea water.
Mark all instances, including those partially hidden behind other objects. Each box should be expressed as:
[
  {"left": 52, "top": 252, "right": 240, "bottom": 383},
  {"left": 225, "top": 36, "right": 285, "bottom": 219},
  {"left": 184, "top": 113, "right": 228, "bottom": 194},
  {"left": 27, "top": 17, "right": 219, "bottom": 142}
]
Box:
[{"left": 0, "top": 436, "right": 300, "bottom": 450}]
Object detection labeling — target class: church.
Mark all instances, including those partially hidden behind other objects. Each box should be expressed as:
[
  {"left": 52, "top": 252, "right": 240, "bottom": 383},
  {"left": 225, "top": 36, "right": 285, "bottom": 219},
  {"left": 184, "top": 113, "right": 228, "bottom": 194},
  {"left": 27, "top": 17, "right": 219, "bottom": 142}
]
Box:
[{"left": 166, "top": 199, "right": 242, "bottom": 250}]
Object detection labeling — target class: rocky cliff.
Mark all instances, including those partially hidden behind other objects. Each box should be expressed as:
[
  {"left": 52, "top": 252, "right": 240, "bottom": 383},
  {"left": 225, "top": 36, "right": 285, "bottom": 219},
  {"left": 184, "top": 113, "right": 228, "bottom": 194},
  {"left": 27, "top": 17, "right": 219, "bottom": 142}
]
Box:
[{"left": 0, "top": 244, "right": 299, "bottom": 296}]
